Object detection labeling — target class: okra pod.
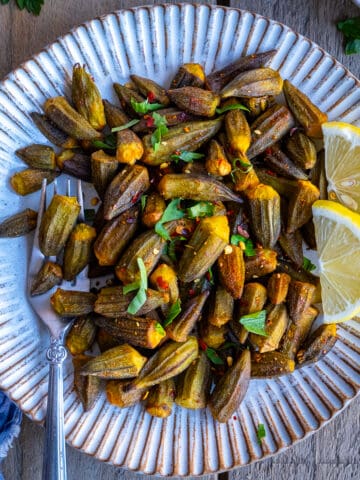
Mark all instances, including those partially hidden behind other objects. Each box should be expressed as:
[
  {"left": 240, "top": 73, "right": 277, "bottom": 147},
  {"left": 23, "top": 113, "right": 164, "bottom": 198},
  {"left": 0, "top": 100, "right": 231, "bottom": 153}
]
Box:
[
  {"left": 80, "top": 344, "right": 147, "bottom": 379},
  {"left": 0, "top": 209, "right": 37, "bottom": 237},
  {"left": 209, "top": 349, "right": 251, "bottom": 422},
  {"left": 175, "top": 351, "right": 211, "bottom": 409},
  {"left": 50, "top": 288, "right": 96, "bottom": 317},
  {"left": 145, "top": 378, "right": 176, "bottom": 418}
]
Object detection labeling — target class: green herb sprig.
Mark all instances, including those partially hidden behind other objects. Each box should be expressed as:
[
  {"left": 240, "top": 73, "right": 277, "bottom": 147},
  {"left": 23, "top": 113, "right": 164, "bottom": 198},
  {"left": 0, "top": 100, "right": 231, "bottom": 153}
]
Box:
[
  {"left": 151, "top": 112, "right": 169, "bottom": 151},
  {"left": 163, "top": 299, "right": 182, "bottom": 327},
  {"left": 257, "top": 424, "right": 266, "bottom": 444},
  {"left": 170, "top": 151, "right": 205, "bottom": 163},
  {"left": 155, "top": 198, "right": 185, "bottom": 241},
  {"left": 215, "top": 103, "right": 250, "bottom": 114},
  {"left": 130, "top": 98, "right": 164, "bottom": 114},
  {"left": 92, "top": 133, "right": 117, "bottom": 150},
  {"left": 205, "top": 347, "right": 224, "bottom": 365},
  {"left": 111, "top": 119, "right": 140, "bottom": 132},
  {"left": 126, "top": 258, "right": 148, "bottom": 315},
  {"left": 231, "top": 234, "right": 256, "bottom": 257},
  {"left": 186, "top": 201, "right": 215, "bottom": 219},
  {"left": 302, "top": 257, "right": 316, "bottom": 272},
  {"left": 239, "top": 310, "right": 268, "bottom": 336}
]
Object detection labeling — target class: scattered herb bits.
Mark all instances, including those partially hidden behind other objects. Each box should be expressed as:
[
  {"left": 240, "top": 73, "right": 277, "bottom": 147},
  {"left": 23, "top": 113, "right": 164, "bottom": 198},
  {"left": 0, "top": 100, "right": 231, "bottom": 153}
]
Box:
[{"left": 9, "top": 48, "right": 337, "bottom": 423}]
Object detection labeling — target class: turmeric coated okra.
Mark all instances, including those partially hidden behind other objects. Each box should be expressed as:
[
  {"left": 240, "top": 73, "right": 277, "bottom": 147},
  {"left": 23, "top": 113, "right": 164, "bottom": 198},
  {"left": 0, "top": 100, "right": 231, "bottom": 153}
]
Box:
[{"left": 3, "top": 53, "right": 339, "bottom": 422}]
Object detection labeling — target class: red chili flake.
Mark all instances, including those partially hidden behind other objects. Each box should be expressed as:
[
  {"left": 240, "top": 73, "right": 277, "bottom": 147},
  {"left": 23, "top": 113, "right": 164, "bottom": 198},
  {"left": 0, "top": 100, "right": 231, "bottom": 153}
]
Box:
[
  {"left": 174, "top": 150, "right": 181, "bottom": 156},
  {"left": 145, "top": 116, "right": 155, "bottom": 127},
  {"left": 226, "top": 210, "right": 234, "bottom": 217},
  {"left": 265, "top": 169, "right": 276, "bottom": 177},
  {"left": 205, "top": 271, "right": 211, "bottom": 281},
  {"left": 147, "top": 91, "right": 156, "bottom": 103},
  {"left": 156, "top": 276, "right": 169, "bottom": 290},
  {"left": 131, "top": 192, "right": 140, "bottom": 203},
  {"left": 198, "top": 339, "right": 207, "bottom": 351},
  {"left": 237, "top": 225, "right": 250, "bottom": 238},
  {"left": 265, "top": 147, "right": 273, "bottom": 155},
  {"left": 188, "top": 288, "right": 196, "bottom": 296},
  {"left": 233, "top": 416, "right": 237, "bottom": 420}
]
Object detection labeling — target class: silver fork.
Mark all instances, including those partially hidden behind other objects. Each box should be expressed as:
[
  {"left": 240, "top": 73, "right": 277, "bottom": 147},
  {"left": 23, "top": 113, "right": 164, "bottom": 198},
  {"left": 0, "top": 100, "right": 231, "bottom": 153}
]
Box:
[{"left": 28, "top": 178, "right": 90, "bottom": 480}]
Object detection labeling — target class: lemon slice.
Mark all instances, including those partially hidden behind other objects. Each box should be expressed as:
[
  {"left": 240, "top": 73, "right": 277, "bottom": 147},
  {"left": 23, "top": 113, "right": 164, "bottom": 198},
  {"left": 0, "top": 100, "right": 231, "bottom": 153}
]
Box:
[
  {"left": 322, "top": 121, "right": 360, "bottom": 213},
  {"left": 312, "top": 199, "right": 360, "bottom": 323}
]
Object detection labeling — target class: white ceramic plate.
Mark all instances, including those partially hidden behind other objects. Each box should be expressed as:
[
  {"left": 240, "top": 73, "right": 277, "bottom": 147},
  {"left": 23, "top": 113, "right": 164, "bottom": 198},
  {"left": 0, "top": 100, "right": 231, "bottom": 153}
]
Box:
[{"left": 0, "top": 4, "right": 359, "bottom": 476}]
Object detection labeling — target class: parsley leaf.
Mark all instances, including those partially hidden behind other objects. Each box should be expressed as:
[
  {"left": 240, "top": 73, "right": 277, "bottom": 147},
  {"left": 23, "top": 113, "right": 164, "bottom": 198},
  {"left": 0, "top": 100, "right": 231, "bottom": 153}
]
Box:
[
  {"left": 239, "top": 310, "right": 268, "bottom": 336},
  {"left": 257, "top": 424, "right": 266, "bottom": 444},
  {"left": 123, "top": 281, "right": 141, "bottom": 294},
  {"left": 92, "top": 133, "right": 117, "bottom": 150},
  {"left": 170, "top": 151, "right": 205, "bottom": 163},
  {"left": 151, "top": 112, "right": 168, "bottom": 151},
  {"left": 303, "top": 257, "right": 316, "bottom": 272},
  {"left": 167, "top": 235, "right": 186, "bottom": 262},
  {"left": 232, "top": 157, "right": 253, "bottom": 173},
  {"left": 155, "top": 322, "right": 166, "bottom": 335},
  {"left": 337, "top": 17, "right": 360, "bottom": 55},
  {"left": 231, "top": 234, "right": 256, "bottom": 257},
  {"left": 130, "top": 98, "right": 164, "bottom": 114},
  {"left": 140, "top": 194, "right": 148, "bottom": 212},
  {"left": 186, "top": 201, "right": 214, "bottom": 219},
  {"left": 216, "top": 103, "right": 250, "bottom": 114},
  {"left": 111, "top": 119, "right": 140, "bottom": 132},
  {"left": 205, "top": 347, "right": 224, "bottom": 365},
  {"left": 163, "top": 299, "right": 182, "bottom": 327},
  {"left": 155, "top": 198, "right": 184, "bottom": 241},
  {"left": 126, "top": 258, "right": 148, "bottom": 315}
]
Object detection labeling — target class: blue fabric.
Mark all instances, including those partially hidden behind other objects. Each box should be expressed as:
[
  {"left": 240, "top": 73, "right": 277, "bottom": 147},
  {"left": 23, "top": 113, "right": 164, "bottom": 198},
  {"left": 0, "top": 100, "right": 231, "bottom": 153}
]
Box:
[{"left": 0, "top": 390, "right": 22, "bottom": 461}]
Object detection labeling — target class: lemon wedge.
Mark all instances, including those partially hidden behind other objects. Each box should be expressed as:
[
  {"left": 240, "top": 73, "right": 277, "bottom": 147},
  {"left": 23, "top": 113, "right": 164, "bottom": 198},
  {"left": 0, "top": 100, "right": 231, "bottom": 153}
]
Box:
[
  {"left": 322, "top": 121, "right": 360, "bottom": 213},
  {"left": 312, "top": 199, "right": 360, "bottom": 323}
]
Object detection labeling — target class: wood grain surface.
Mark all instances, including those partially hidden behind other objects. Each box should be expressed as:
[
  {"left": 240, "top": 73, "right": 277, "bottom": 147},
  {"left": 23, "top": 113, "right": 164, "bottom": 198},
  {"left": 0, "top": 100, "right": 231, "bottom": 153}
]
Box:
[{"left": 0, "top": 1, "right": 359, "bottom": 479}]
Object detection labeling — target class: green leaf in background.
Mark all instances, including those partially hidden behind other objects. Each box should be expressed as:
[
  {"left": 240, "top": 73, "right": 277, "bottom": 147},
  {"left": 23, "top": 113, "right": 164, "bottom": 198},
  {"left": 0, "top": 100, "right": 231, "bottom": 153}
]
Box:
[
  {"left": 337, "top": 17, "right": 360, "bottom": 38},
  {"left": 239, "top": 310, "right": 268, "bottom": 336},
  {"left": 337, "top": 17, "right": 360, "bottom": 55},
  {"left": 345, "top": 38, "right": 360, "bottom": 55},
  {"left": 2, "top": 0, "right": 45, "bottom": 15}
]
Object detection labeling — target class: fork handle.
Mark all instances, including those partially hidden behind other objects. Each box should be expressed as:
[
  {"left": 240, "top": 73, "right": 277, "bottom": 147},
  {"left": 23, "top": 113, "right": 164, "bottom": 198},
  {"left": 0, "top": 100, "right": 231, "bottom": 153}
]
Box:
[{"left": 43, "top": 337, "right": 67, "bottom": 480}]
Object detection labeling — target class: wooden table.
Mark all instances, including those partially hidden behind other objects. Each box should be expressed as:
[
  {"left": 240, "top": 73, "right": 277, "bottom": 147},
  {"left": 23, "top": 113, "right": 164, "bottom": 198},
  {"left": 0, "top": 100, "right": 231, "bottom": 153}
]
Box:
[{"left": 1, "top": 1, "right": 359, "bottom": 479}]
